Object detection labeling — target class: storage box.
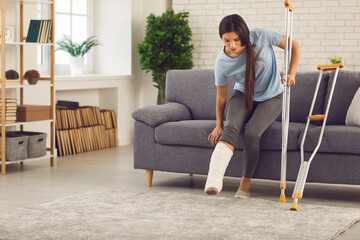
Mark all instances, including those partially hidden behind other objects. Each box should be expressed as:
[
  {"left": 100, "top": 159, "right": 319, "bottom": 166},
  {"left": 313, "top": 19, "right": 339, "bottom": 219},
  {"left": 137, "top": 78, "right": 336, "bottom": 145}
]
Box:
[
  {"left": 19, "top": 131, "right": 47, "bottom": 158},
  {"left": 17, "top": 105, "right": 51, "bottom": 122},
  {"left": 0, "top": 132, "right": 28, "bottom": 161}
]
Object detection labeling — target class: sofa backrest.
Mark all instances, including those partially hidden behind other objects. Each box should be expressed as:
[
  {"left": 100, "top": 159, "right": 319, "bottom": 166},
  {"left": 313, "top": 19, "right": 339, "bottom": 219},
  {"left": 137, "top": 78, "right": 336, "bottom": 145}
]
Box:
[
  {"left": 324, "top": 70, "right": 360, "bottom": 125},
  {"left": 166, "top": 69, "right": 234, "bottom": 120},
  {"left": 166, "top": 69, "right": 330, "bottom": 122},
  {"left": 276, "top": 71, "right": 329, "bottom": 124}
]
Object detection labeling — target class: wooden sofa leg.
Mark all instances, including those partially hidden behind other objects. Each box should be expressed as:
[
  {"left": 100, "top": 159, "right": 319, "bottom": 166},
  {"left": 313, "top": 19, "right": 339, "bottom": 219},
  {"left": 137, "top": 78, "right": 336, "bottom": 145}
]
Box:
[{"left": 146, "top": 170, "right": 153, "bottom": 187}]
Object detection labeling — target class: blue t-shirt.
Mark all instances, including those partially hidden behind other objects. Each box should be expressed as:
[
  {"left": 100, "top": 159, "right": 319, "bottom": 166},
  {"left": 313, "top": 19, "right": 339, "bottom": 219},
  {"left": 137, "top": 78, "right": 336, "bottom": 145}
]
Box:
[{"left": 214, "top": 28, "right": 283, "bottom": 102}]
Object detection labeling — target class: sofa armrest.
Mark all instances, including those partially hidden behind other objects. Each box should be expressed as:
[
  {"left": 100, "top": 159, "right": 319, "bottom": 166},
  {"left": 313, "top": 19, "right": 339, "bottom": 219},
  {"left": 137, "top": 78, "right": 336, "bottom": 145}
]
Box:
[{"left": 132, "top": 102, "right": 191, "bottom": 127}]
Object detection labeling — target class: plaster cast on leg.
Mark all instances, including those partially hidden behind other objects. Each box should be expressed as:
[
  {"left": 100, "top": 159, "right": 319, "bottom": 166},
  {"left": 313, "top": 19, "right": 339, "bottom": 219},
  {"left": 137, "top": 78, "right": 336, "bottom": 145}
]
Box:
[{"left": 204, "top": 142, "right": 233, "bottom": 195}]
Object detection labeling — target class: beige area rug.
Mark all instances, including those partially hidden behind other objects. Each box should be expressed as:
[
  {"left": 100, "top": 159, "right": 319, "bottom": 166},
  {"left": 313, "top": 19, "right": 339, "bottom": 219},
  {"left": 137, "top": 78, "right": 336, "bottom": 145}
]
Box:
[{"left": 0, "top": 188, "right": 359, "bottom": 240}]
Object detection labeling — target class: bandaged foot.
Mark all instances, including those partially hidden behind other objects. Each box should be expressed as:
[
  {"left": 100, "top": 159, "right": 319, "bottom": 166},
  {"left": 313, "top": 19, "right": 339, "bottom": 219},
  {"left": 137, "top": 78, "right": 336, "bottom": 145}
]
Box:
[{"left": 204, "top": 142, "right": 233, "bottom": 195}]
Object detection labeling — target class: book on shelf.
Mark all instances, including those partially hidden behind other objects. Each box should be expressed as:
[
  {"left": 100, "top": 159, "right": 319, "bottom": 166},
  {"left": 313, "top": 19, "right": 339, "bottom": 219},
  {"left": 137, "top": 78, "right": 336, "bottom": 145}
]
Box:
[
  {"left": 55, "top": 105, "right": 117, "bottom": 156},
  {"left": 0, "top": 98, "right": 17, "bottom": 103},
  {"left": 56, "top": 100, "right": 79, "bottom": 108},
  {"left": 0, "top": 102, "right": 17, "bottom": 107},
  {"left": 0, "top": 120, "right": 16, "bottom": 124},
  {"left": 0, "top": 98, "right": 17, "bottom": 116},
  {"left": 0, "top": 108, "right": 16, "bottom": 115},
  {"left": 26, "top": 20, "right": 41, "bottom": 43},
  {"left": 0, "top": 116, "right": 16, "bottom": 121},
  {"left": 100, "top": 109, "right": 117, "bottom": 129},
  {"left": 0, "top": 112, "right": 16, "bottom": 116},
  {"left": 0, "top": 109, "right": 17, "bottom": 112},
  {"left": 26, "top": 19, "right": 52, "bottom": 43}
]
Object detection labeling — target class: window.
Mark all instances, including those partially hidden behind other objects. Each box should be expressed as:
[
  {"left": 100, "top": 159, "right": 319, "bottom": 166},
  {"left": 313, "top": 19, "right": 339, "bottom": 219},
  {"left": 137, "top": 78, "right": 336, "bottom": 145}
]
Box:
[{"left": 37, "top": 0, "right": 93, "bottom": 75}]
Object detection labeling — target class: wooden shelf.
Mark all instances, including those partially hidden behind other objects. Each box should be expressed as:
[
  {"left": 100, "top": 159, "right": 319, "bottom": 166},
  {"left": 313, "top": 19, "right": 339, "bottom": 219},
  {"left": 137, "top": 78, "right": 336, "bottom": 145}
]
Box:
[
  {"left": 0, "top": 81, "right": 53, "bottom": 88},
  {"left": 6, "top": 0, "right": 53, "bottom": 5},
  {"left": 2, "top": 153, "right": 54, "bottom": 165},
  {"left": 0, "top": 41, "right": 53, "bottom": 46},
  {"left": 0, "top": 119, "right": 53, "bottom": 127}
]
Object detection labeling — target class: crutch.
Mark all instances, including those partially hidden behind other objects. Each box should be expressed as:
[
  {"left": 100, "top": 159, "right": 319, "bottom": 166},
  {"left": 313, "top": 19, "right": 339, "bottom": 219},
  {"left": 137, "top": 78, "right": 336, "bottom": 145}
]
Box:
[
  {"left": 279, "top": 0, "right": 295, "bottom": 203},
  {"left": 290, "top": 63, "right": 344, "bottom": 211}
]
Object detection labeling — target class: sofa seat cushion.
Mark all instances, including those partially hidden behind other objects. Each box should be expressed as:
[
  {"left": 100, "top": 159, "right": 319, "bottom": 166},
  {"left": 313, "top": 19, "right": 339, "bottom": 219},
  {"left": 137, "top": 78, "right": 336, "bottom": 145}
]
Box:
[
  {"left": 155, "top": 120, "right": 304, "bottom": 151},
  {"left": 260, "top": 121, "right": 305, "bottom": 151},
  {"left": 155, "top": 120, "right": 216, "bottom": 148},
  {"left": 302, "top": 125, "right": 360, "bottom": 154}
]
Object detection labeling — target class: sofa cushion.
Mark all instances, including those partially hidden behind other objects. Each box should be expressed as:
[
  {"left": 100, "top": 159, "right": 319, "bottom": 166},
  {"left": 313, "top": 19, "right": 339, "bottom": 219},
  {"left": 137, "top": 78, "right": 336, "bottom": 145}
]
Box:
[
  {"left": 132, "top": 102, "right": 191, "bottom": 128},
  {"left": 324, "top": 70, "right": 360, "bottom": 125},
  {"left": 260, "top": 121, "right": 305, "bottom": 151},
  {"left": 166, "top": 69, "right": 235, "bottom": 120},
  {"left": 155, "top": 120, "right": 216, "bottom": 148},
  {"left": 155, "top": 120, "right": 304, "bottom": 151},
  {"left": 301, "top": 125, "right": 360, "bottom": 154},
  {"left": 276, "top": 71, "right": 329, "bottom": 124}
]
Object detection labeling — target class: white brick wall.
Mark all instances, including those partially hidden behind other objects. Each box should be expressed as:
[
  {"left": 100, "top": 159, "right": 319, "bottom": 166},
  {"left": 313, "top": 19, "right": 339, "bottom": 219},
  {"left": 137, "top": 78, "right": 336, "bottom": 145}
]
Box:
[{"left": 173, "top": 0, "right": 360, "bottom": 72}]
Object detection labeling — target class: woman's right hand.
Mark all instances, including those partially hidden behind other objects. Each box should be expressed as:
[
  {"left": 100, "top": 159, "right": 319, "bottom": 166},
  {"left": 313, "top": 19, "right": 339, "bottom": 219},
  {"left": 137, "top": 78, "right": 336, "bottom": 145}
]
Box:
[{"left": 208, "top": 126, "right": 223, "bottom": 147}]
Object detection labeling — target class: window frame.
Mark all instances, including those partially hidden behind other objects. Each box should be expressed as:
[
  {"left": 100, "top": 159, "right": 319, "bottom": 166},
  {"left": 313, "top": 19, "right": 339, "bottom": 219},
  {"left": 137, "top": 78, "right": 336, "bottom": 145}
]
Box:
[{"left": 37, "top": 0, "right": 94, "bottom": 75}]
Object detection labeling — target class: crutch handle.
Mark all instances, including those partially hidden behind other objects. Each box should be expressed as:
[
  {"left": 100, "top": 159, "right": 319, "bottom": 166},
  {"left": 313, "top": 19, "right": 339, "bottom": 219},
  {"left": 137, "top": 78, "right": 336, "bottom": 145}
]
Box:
[
  {"left": 309, "top": 114, "right": 325, "bottom": 121},
  {"left": 284, "top": 0, "right": 295, "bottom": 11},
  {"left": 317, "top": 63, "right": 344, "bottom": 72}
]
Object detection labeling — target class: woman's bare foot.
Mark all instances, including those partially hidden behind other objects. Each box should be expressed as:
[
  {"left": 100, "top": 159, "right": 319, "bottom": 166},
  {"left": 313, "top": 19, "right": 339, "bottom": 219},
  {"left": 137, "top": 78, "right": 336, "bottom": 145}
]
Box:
[
  {"left": 205, "top": 187, "right": 219, "bottom": 195},
  {"left": 238, "top": 176, "right": 251, "bottom": 193}
]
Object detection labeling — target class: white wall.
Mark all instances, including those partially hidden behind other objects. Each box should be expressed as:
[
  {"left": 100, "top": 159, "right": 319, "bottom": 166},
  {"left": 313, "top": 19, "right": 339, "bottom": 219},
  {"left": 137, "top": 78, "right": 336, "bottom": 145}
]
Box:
[
  {"left": 132, "top": 0, "right": 169, "bottom": 108},
  {"left": 93, "top": 0, "right": 132, "bottom": 75},
  {"left": 173, "top": 0, "right": 360, "bottom": 72}
]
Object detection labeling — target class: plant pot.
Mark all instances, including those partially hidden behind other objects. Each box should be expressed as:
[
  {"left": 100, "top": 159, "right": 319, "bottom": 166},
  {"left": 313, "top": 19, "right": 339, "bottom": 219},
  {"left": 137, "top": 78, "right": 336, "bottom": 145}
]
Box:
[{"left": 69, "top": 57, "right": 84, "bottom": 76}]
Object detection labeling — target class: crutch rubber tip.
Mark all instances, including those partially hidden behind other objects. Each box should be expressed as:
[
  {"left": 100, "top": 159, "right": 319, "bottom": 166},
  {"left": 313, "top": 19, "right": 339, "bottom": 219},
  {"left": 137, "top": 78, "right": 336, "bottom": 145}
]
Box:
[
  {"left": 279, "top": 194, "right": 286, "bottom": 203},
  {"left": 290, "top": 202, "right": 298, "bottom": 211}
]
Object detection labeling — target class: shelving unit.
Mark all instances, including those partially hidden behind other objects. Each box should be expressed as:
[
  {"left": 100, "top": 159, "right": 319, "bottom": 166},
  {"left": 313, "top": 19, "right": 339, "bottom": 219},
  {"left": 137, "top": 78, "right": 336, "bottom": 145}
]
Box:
[
  {"left": 1, "top": 41, "right": 53, "bottom": 46},
  {"left": 0, "top": 0, "right": 54, "bottom": 174}
]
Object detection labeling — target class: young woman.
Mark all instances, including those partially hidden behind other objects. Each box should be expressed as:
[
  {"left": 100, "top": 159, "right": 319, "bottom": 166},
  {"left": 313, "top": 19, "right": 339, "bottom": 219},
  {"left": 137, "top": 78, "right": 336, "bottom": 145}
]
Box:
[{"left": 204, "top": 14, "right": 301, "bottom": 198}]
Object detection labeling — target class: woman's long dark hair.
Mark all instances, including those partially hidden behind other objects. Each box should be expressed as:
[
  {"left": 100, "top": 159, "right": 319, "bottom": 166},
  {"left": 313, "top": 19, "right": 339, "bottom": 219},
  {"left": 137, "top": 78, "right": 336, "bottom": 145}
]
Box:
[{"left": 219, "top": 14, "right": 256, "bottom": 110}]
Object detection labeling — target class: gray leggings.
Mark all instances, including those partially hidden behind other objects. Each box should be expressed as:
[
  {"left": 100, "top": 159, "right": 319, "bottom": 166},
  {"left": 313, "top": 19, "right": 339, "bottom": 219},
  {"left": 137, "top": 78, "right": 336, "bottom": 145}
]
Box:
[{"left": 218, "top": 90, "right": 282, "bottom": 178}]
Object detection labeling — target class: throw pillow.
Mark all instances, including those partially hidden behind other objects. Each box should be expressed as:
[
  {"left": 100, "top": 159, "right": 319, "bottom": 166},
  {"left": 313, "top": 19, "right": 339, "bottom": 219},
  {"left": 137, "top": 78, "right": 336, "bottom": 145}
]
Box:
[{"left": 345, "top": 87, "right": 360, "bottom": 126}]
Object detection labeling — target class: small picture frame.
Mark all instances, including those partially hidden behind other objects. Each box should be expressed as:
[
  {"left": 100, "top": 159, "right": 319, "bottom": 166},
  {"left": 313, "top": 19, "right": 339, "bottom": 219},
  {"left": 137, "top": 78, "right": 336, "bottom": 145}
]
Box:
[{"left": 5, "top": 26, "right": 14, "bottom": 42}]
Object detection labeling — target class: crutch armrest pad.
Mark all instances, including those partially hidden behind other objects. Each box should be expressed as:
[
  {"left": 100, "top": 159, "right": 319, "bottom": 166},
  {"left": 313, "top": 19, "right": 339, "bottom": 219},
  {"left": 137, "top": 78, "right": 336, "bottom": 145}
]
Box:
[
  {"left": 317, "top": 63, "right": 344, "bottom": 71},
  {"left": 284, "top": 0, "right": 295, "bottom": 11}
]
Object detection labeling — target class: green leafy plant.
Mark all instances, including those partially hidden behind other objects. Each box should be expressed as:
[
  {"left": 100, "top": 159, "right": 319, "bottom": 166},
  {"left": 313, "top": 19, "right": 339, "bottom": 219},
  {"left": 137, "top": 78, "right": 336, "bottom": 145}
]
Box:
[
  {"left": 56, "top": 34, "right": 101, "bottom": 57},
  {"left": 138, "top": 9, "right": 194, "bottom": 104},
  {"left": 328, "top": 55, "right": 343, "bottom": 64}
]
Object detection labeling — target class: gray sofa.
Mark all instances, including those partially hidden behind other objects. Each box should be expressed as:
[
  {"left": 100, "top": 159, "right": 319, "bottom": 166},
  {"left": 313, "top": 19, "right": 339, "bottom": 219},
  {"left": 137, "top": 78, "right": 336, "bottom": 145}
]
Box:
[{"left": 132, "top": 69, "right": 360, "bottom": 187}]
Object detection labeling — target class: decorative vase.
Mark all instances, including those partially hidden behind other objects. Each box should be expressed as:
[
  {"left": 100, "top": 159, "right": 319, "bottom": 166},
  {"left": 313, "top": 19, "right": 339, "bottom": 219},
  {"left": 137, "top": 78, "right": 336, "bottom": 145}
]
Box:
[
  {"left": 24, "top": 69, "right": 40, "bottom": 85},
  {"left": 69, "top": 56, "right": 84, "bottom": 76}
]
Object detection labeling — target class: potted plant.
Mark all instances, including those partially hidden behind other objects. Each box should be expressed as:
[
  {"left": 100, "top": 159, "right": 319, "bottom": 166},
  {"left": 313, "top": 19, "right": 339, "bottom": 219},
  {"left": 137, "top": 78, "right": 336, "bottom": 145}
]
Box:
[
  {"left": 56, "top": 35, "right": 101, "bottom": 76},
  {"left": 138, "top": 10, "right": 194, "bottom": 104},
  {"left": 328, "top": 55, "right": 343, "bottom": 64}
]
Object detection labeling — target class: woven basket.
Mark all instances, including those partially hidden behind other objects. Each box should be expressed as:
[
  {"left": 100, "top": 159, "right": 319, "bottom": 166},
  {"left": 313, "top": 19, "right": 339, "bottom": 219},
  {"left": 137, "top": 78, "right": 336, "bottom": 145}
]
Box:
[
  {"left": 0, "top": 132, "right": 28, "bottom": 161},
  {"left": 18, "top": 131, "right": 47, "bottom": 158}
]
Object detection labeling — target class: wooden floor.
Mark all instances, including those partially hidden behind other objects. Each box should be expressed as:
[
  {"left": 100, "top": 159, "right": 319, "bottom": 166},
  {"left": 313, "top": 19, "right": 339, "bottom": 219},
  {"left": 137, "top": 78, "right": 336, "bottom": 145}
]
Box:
[{"left": 0, "top": 145, "right": 360, "bottom": 239}]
